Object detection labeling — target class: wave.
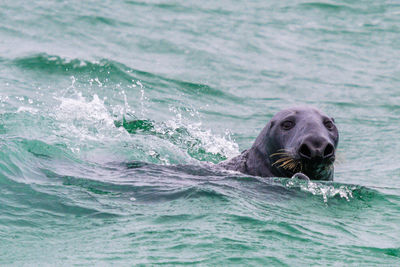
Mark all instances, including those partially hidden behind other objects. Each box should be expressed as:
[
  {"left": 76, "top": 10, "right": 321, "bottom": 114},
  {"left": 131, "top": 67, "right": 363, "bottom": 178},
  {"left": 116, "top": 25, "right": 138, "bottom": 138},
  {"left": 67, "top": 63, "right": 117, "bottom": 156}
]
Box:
[
  {"left": 296, "top": 1, "right": 389, "bottom": 16},
  {"left": 3, "top": 52, "right": 240, "bottom": 165},
  {"left": 254, "top": 176, "right": 400, "bottom": 206},
  {"left": 124, "top": 1, "right": 233, "bottom": 16},
  {"left": 11, "top": 53, "right": 239, "bottom": 101},
  {"left": 39, "top": 166, "right": 231, "bottom": 204},
  {"left": 352, "top": 246, "right": 400, "bottom": 258},
  {"left": 299, "top": 2, "right": 353, "bottom": 12},
  {"left": 1, "top": 133, "right": 394, "bottom": 207},
  {"left": 12, "top": 53, "right": 134, "bottom": 81}
]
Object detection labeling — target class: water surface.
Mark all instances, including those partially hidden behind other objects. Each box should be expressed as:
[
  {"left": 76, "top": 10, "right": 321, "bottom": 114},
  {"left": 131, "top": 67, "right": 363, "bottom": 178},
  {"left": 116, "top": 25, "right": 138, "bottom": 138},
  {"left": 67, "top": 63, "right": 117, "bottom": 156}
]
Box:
[{"left": 1, "top": 0, "right": 400, "bottom": 265}]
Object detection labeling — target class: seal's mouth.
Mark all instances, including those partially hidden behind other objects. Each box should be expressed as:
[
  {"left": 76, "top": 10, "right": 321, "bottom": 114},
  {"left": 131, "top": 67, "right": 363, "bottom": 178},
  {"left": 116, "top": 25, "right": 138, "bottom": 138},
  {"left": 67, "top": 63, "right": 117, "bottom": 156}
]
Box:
[
  {"left": 300, "top": 160, "right": 334, "bottom": 181},
  {"left": 270, "top": 150, "right": 335, "bottom": 180}
]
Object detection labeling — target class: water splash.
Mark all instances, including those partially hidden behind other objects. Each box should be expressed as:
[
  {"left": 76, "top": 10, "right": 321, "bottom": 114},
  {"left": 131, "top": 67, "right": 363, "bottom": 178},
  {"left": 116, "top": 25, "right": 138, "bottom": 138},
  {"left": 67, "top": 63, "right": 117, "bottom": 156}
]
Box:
[
  {"left": 50, "top": 77, "right": 239, "bottom": 164},
  {"left": 53, "top": 93, "right": 129, "bottom": 152},
  {"left": 157, "top": 105, "right": 239, "bottom": 161},
  {"left": 283, "top": 178, "right": 355, "bottom": 203}
]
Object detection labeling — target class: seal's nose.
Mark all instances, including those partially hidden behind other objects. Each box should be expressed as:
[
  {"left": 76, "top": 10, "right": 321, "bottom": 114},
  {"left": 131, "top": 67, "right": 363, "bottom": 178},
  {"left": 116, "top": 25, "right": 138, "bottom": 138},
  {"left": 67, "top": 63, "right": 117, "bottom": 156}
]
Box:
[{"left": 298, "top": 136, "right": 335, "bottom": 160}]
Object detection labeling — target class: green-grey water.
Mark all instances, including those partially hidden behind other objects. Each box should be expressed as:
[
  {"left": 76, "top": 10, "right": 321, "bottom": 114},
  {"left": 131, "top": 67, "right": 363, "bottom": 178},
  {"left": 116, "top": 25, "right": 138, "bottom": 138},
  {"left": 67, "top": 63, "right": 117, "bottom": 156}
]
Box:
[{"left": 1, "top": 0, "right": 400, "bottom": 265}]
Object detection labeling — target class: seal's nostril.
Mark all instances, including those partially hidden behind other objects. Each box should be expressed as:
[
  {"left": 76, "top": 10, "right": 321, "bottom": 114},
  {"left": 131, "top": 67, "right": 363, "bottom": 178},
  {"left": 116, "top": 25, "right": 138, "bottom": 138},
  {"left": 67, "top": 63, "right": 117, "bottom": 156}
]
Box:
[
  {"left": 299, "top": 144, "right": 312, "bottom": 159},
  {"left": 323, "top": 144, "right": 334, "bottom": 158}
]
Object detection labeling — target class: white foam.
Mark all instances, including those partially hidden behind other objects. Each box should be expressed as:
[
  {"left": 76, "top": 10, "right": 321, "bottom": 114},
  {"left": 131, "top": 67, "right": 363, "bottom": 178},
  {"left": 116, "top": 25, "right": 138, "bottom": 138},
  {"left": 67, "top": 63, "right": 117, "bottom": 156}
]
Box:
[
  {"left": 17, "top": 106, "right": 39, "bottom": 114},
  {"left": 286, "top": 179, "right": 354, "bottom": 203},
  {"left": 53, "top": 93, "right": 129, "bottom": 145},
  {"left": 52, "top": 78, "right": 238, "bottom": 163},
  {"left": 163, "top": 106, "right": 240, "bottom": 159}
]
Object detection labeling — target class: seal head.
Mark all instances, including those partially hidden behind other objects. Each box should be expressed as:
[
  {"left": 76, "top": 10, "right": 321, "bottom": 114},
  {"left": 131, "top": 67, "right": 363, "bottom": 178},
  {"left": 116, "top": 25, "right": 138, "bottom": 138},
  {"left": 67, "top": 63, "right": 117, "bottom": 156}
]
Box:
[{"left": 220, "top": 107, "right": 339, "bottom": 181}]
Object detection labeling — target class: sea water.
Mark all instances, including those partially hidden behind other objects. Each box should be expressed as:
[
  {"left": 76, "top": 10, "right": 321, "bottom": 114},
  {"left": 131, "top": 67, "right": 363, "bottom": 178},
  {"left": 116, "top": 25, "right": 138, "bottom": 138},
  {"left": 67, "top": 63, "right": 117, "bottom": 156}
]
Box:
[{"left": 1, "top": 0, "right": 400, "bottom": 265}]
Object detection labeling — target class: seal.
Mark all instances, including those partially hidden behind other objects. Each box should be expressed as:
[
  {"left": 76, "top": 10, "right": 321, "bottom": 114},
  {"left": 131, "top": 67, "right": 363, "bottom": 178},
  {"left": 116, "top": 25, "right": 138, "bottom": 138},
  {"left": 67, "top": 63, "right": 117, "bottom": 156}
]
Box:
[{"left": 219, "top": 107, "right": 339, "bottom": 180}]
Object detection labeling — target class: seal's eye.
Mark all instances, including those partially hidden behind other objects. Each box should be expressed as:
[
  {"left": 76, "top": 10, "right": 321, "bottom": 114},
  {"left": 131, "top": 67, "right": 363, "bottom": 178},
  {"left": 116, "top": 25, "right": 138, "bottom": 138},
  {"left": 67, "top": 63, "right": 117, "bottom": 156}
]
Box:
[
  {"left": 281, "top": 120, "right": 295, "bottom": 130},
  {"left": 324, "top": 120, "right": 334, "bottom": 130}
]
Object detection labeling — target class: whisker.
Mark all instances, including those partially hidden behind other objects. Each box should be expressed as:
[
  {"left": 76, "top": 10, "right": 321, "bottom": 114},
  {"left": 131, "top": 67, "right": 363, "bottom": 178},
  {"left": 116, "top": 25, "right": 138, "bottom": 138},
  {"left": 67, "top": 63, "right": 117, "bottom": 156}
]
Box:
[
  {"left": 284, "top": 162, "right": 293, "bottom": 170},
  {"left": 286, "top": 162, "right": 296, "bottom": 170},
  {"left": 273, "top": 157, "right": 292, "bottom": 163},
  {"left": 275, "top": 158, "right": 291, "bottom": 164},
  {"left": 277, "top": 148, "right": 288, "bottom": 152},
  {"left": 272, "top": 157, "right": 292, "bottom": 166},
  {"left": 279, "top": 159, "right": 294, "bottom": 168},
  {"left": 270, "top": 152, "right": 290, "bottom": 157},
  {"left": 270, "top": 149, "right": 299, "bottom": 172},
  {"left": 271, "top": 148, "right": 292, "bottom": 155}
]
